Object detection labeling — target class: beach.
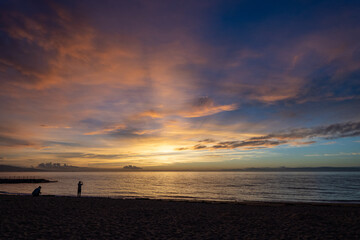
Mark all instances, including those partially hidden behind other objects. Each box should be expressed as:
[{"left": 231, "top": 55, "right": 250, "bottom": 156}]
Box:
[{"left": 1, "top": 195, "right": 360, "bottom": 239}]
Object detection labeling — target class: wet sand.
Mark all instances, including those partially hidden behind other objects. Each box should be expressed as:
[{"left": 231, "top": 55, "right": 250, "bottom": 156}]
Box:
[{"left": 1, "top": 195, "right": 360, "bottom": 239}]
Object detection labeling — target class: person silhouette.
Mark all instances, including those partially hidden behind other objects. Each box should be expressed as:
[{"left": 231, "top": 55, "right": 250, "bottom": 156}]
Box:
[
  {"left": 77, "top": 181, "right": 83, "bottom": 197},
  {"left": 32, "top": 186, "right": 41, "bottom": 197}
]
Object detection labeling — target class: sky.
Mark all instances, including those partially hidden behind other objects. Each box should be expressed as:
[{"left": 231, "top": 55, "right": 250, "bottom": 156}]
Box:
[{"left": 0, "top": 0, "right": 359, "bottom": 170}]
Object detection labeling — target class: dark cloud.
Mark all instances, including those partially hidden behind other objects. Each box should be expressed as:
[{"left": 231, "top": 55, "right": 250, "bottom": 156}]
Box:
[
  {"left": 192, "top": 96, "right": 213, "bottom": 107},
  {"left": 0, "top": 135, "right": 35, "bottom": 147},
  {"left": 43, "top": 141, "right": 80, "bottom": 147},
  {"left": 0, "top": 32, "right": 53, "bottom": 85},
  {"left": 198, "top": 138, "right": 216, "bottom": 143},
  {"left": 314, "top": 122, "right": 360, "bottom": 139},
  {"left": 193, "top": 144, "right": 207, "bottom": 150},
  {"left": 177, "top": 140, "right": 287, "bottom": 151},
  {"left": 179, "top": 121, "right": 360, "bottom": 151},
  {"left": 250, "top": 121, "right": 360, "bottom": 140},
  {"left": 175, "top": 147, "right": 189, "bottom": 151},
  {"left": 211, "top": 140, "right": 287, "bottom": 150},
  {"left": 0, "top": 1, "right": 89, "bottom": 87}
]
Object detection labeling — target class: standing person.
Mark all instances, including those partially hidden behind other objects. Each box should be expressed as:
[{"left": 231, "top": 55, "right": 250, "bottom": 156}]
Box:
[
  {"left": 32, "top": 186, "right": 41, "bottom": 197},
  {"left": 77, "top": 181, "right": 83, "bottom": 197}
]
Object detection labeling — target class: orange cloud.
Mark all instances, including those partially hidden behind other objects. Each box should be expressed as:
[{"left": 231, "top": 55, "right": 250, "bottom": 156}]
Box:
[
  {"left": 84, "top": 124, "right": 126, "bottom": 135},
  {"left": 180, "top": 103, "right": 238, "bottom": 118},
  {"left": 40, "top": 125, "right": 71, "bottom": 129},
  {"left": 138, "top": 110, "right": 163, "bottom": 119},
  {"left": 136, "top": 97, "right": 238, "bottom": 119}
]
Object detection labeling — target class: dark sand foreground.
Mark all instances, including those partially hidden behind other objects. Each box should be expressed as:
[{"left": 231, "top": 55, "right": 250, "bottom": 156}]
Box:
[{"left": 1, "top": 195, "right": 360, "bottom": 239}]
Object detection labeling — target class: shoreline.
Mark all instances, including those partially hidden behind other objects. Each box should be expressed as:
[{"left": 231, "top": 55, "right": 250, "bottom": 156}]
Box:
[
  {"left": 1, "top": 192, "right": 360, "bottom": 206},
  {"left": 1, "top": 195, "right": 360, "bottom": 239}
]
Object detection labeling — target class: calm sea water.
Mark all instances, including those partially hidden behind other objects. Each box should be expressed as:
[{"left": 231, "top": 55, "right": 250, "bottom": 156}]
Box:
[{"left": 1, "top": 171, "right": 360, "bottom": 203}]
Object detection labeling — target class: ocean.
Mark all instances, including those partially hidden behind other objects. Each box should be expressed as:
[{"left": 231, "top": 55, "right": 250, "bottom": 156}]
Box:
[{"left": 1, "top": 171, "right": 360, "bottom": 203}]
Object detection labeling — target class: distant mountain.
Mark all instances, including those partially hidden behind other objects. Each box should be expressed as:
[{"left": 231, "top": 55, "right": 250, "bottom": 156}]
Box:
[
  {"left": 0, "top": 165, "right": 44, "bottom": 172},
  {"left": 0, "top": 164, "right": 142, "bottom": 172},
  {"left": 35, "top": 162, "right": 142, "bottom": 172},
  {"left": 221, "top": 167, "right": 360, "bottom": 172}
]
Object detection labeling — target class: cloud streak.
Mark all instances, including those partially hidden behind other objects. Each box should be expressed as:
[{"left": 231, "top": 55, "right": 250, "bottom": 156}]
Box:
[
  {"left": 179, "top": 122, "right": 360, "bottom": 151},
  {"left": 0, "top": 135, "right": 35, "bottom": 148},
  {"left": 250, "top": 122, "right": 360, "bottom": 141}
]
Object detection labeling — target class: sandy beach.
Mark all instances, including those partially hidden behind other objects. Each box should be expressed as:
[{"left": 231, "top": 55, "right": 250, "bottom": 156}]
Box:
[{"left": 0, "top": 195, "right": 360, "bottom": 239}]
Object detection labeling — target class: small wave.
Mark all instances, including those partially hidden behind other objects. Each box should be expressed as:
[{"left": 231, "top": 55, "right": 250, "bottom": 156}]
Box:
[
  {"left": 226, "top": 184, "right": 238, "bottom": 187},
  {"left": 0, "top": 191, "right": 31, "bottom": 196},
  {"left": 286, "top": 187, "right": 326, "bottom": 191},
  {"left": 159, "top": 195, "right": 197, "bottom": 199},
  {"left": 112, "top": 191, "right": 138, "bottom": 194},
  {"left": 109, "top": 195, "right": 148, "bottom": 199},
  {"left": 225, "top": 184, "right": 255, "bottom": 187}
]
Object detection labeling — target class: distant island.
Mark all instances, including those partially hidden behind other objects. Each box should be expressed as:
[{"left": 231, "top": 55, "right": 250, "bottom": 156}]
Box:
[
  {"left": 1, "top": 164, "right": 360, "bottom": 172},
  {"left": 123, "top": 165, "right": 142, "bottom": 170}
]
